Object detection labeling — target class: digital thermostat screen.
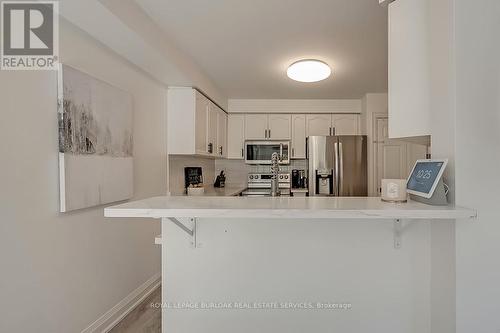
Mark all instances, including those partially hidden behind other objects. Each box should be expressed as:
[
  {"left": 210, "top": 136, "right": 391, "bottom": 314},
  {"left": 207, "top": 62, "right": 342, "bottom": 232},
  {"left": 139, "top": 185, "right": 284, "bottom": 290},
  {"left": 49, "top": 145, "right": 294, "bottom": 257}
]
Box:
[{"left": 407, "top": 161, "right": 444, "bottom": 194}]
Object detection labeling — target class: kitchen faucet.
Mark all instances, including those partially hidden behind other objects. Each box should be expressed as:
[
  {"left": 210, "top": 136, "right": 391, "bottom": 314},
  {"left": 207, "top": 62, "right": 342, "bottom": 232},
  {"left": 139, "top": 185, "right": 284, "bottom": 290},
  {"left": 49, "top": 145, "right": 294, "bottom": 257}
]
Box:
[{"left": 270, "top": 152, "right": 281, "bottom": 196}]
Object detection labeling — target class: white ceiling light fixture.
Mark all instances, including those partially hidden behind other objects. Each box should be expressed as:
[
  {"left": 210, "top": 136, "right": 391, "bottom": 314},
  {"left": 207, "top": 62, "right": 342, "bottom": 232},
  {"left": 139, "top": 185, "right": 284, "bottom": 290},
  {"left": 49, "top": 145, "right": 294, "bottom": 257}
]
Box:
[{"left": 287, "top": 59, "right": 332, "bottom": 83}]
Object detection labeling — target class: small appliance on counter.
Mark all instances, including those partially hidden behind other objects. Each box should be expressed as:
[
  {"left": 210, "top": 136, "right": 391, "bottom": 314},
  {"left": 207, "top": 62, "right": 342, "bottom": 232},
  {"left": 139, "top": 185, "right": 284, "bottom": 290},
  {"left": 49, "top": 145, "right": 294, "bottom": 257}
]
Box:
[
  {"left": 406, "top": 159, "right": 449, "bottom": 205},
  {"left": 292, "top": 169, "right": 308, "bottom": 189},
  {"left": 291, "top": 169, "right": 308, "bottom": 197},
  {"left": 214, "top": 170, "right": 226, "bottom": 188},
  {"left": 381, "top": 179, "right": 407, "bottom": 203},
  {"left": 184, "top": 167, "right": 204, "bottom": 195}
]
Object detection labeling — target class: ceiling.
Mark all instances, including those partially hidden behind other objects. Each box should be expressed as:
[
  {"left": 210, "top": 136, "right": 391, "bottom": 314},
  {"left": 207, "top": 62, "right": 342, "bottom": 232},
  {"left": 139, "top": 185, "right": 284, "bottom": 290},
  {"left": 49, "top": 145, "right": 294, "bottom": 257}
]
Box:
[{"left": 134, "top": 0, "right": 388, "bottom": 99}]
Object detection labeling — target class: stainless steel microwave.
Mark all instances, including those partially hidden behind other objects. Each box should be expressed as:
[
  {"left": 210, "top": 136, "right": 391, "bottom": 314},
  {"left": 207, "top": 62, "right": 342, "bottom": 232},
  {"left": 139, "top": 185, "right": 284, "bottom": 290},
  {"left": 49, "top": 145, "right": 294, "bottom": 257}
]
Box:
[{"left": 244, "top": 141, "right": 290, "bottom": 165}]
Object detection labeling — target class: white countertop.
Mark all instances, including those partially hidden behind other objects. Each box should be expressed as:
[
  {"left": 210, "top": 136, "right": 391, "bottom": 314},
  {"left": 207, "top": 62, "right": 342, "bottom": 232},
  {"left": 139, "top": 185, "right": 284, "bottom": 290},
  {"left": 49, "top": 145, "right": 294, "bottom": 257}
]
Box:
[
  {"left": 104, "top": 196, "right": 476, "bottom": 220},
  {"left": 171, "top": 186, "right": 246, "bottom": 197}
]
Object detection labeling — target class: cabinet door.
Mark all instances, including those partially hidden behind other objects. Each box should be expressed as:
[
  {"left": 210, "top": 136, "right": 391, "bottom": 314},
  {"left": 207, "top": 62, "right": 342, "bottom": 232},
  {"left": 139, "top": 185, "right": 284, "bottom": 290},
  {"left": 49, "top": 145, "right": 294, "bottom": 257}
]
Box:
[
  {"left": 216, "top": 108, "right": 227, "bottom": 157},
  {"left": 331, "top": 114, "right": 359, "bottom": 135},
  {"left": 207, "top": 102, "right": 218, "bottom": 155},
  {"left": 306, "top": 114, "right": 332, "bottom": 136},
  {"left": 245, "top": 114, "right": 268, "bottom": 140},
  {"left": 194, "top": 91, "right": 208, "bottom": 154},
  {"left": 268, "top": 114, "right": 291, "bottom": 140},
  {"left": 227, "top": 114, "right": 245, "bottom": 159},
  {"left": 291, "top": 114, "right": 306, "bottom": 159}
]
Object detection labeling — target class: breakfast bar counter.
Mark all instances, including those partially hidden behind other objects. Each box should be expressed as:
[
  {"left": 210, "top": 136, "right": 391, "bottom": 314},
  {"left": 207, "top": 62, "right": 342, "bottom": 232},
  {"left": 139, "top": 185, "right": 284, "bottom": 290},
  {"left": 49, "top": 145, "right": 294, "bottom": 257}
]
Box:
[
  {"left": 104, "top": 196, "right": 476, "bottom": 220},
  {"left": 104, "top": 197, "right": 475, "bottom": 333}
]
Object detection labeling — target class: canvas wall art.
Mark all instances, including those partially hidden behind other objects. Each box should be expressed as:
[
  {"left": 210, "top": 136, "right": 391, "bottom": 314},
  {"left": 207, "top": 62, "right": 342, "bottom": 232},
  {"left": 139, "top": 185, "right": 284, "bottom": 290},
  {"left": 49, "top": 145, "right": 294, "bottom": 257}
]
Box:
[{"left": 58, "top": 65, "right": 133, "bottom": 212}]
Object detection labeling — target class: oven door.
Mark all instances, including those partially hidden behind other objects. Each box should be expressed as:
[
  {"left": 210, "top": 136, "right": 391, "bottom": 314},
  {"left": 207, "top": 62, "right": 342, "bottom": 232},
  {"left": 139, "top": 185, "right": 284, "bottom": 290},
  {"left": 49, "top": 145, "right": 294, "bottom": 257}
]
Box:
[{"left": 245, "top": 141, "right": 290, "bottom": 165}]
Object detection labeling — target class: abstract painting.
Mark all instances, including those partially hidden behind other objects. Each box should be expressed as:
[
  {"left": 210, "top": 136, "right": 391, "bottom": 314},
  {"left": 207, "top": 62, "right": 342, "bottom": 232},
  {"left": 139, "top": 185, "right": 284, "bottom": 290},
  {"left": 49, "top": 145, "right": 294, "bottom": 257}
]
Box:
[{"left": 58, "top": 65, "right": 133, "bottom": 212}]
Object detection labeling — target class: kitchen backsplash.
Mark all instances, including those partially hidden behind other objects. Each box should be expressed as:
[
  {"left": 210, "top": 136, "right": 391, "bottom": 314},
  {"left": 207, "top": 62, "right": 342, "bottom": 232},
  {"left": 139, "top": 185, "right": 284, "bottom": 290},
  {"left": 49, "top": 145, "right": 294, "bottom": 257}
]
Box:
[
  {"left": 215, "top": 159, "right": 308, "bottom": 187},
  {"left": 169, "top": 156, "right": 308, "bottom": 192},
  {"left": 169, "top": 155, "right": 215, "bottom": 194}
]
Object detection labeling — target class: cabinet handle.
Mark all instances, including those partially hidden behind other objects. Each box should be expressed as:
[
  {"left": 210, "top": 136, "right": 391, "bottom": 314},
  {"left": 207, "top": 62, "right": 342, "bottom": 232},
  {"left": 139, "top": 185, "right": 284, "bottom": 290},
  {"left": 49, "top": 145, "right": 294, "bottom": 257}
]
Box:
[
  {"left": 268, "top": 129, "right": 271, "bottom": 138},
  {"left": 208, "top": 143, "right": 213, "bottom": 154},
  {"left": 265, "top": 129, "right": 268, "bottom": 139},
  {"left": 292, "top": 148, "right": 295, "bottom": 157},
  {"left": 329, "top": 127, "right": 331, "bottom": 136},
  {"left": 332, "top": 127, "right": 336, "bottom": 136},
  {"left": 241, "top": 148, "right": 244, "bottom": 158}
]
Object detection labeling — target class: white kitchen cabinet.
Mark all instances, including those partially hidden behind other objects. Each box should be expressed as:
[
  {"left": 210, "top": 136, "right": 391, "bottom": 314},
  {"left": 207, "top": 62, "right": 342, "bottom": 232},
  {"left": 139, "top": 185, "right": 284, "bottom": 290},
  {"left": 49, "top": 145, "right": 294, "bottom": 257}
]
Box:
[
  {"left": 207, "top": 102, "right": 218, "bottom": 155},
  {"left": 245, "top": 114, "right": 268, "bottom": 140},
  {"left": 388, "top": 0, "right": 430, "bottom": 138},
  {"left": 216, "top": 107, "right": 227, "bottom": 158},
  {"left": 244, "top": 114, "right": 291, "bottom": 140},
  {"left": 227, "top": 114, "right": 245, "bottom": 159},
  {"left": 306, "top": 114, "right": 332, "bottom": 136},
  {"left": 291, "top": 114, "right": 306, "bottom": 159},
  {"left": 268, "top": 114, "right": 291, "bottom": 140},
  {"left": 167, "top": 87, "right": 227, "bottom": 157},
  {"left": 332, "top": 114, "right": 359, "bottom": 135},
  {"left": 306, "top": 114, "right": 359, "bottom": 137},
  {"left": 194, "top": 91, "right": 208, "bottom": 154}
]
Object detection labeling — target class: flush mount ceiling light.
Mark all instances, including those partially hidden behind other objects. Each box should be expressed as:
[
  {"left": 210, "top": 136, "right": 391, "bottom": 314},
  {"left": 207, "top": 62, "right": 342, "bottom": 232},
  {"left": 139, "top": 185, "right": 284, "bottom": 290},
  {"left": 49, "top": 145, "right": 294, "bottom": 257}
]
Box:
[{"left": 287, "top": 59, "right": 331, "bottom": 83}]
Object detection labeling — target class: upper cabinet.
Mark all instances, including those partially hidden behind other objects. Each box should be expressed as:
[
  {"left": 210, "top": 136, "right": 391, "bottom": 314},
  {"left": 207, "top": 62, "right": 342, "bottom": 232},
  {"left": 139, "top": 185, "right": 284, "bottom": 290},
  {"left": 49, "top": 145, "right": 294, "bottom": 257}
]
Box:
[
  {"left": 227, "top": 114, "right": 245, "bottom": 159},
  {"left": 268, "top": 114, "right": 291, "bottom": 139},
  {"left": 207, "top": 102, "right": 218, "bottom": 155},
  {"left": 244, "top": 114, "right": 291, "bottom": 140},
  {"left": 332, "top": 114, "right": 359, "bottom": 135},
  {"left": 388, "top": 0, "right": 430, "bottom": 138},
  {"left": 245, "top": 114, "right": 268, "bottom": 140},
  {"left": 216, "top": 107, "right": 227, "bottom": 158},
  {"left": 306, "top": 114, "right": 359, "bottom": 136},
  {"left": 291, "top": 114, "right": 306, "bottom": 159},
  {"left": 194, "top": 91, "right": 208, "bottom": 154},
  {"left": 168, "top": 87, "right": 227, "bottom": 157},
  {"left": 306, "top": 114, "right": 331, "bottom": 136}
]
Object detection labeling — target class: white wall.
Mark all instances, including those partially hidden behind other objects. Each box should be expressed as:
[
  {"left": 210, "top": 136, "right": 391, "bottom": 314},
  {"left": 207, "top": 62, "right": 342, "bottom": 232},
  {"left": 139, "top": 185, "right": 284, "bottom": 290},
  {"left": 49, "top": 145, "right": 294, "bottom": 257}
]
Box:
[
  {"left": 427, "top": 0, "right": 456, "bottom": 332},
  {"left": 0, "top": 20, "right": 166, "bottom": 332},
  {"left": 454, "top": 0, "right": 500, "bottom": 332},
  {"left": 163, "top": 218, "right": 432, "bottom": 333}
]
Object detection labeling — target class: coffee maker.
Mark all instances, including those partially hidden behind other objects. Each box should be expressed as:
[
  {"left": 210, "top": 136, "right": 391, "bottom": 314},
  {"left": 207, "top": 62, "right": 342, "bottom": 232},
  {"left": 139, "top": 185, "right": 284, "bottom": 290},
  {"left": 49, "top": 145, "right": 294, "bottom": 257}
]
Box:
[{"left": 292, "top": 169, "right": 307, "bottom": 189}]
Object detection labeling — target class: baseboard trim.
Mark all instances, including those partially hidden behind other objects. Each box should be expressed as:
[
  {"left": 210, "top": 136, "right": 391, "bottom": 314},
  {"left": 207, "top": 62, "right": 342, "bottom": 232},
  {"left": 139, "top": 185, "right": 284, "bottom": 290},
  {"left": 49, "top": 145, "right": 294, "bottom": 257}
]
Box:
[{"left": 81, "top": 272, "right": 161, "bottom": 333}]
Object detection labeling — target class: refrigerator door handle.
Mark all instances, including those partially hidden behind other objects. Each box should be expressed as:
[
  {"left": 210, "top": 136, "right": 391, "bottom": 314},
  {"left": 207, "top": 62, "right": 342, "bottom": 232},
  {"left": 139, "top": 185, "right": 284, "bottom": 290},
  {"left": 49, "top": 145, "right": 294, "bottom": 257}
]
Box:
[
  {"left": 334, "top": 141, "right": 339, "bottom": 196},
  {"left": 338, "top": 142, "right": 344, "bottom": 195}
]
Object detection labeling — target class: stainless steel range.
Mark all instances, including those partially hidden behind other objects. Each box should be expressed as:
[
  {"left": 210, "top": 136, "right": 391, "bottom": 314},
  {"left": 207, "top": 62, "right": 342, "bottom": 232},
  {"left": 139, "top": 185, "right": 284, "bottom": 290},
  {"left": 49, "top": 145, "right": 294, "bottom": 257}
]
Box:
[{"left": 241, "top": 172, "right": 291, "bottom": 196}]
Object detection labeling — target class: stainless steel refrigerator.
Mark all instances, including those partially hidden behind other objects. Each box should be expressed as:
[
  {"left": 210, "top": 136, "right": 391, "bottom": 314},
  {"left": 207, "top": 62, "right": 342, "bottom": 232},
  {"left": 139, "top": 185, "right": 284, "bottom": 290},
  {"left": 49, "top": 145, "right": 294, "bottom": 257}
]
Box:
[{"left": 307, "top": 135, "right": 367, "bottom": 196}]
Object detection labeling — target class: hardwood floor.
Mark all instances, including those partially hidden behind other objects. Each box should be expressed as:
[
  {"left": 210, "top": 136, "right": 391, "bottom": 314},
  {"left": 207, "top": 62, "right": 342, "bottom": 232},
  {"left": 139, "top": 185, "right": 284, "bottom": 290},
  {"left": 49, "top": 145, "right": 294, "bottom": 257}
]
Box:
[{"left": 109, "top": 287, "right": 161, "bottom": 333}]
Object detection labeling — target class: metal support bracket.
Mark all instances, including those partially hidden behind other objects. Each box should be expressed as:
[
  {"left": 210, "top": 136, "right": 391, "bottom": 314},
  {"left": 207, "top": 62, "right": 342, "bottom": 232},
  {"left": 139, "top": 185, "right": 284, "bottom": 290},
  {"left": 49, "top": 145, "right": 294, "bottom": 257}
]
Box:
[
  {"left": 168, "top": 217, "right": 197, "bottom": 248},
  {"left": 393, "top": 219, "right": 402, "bottom": 249}
]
